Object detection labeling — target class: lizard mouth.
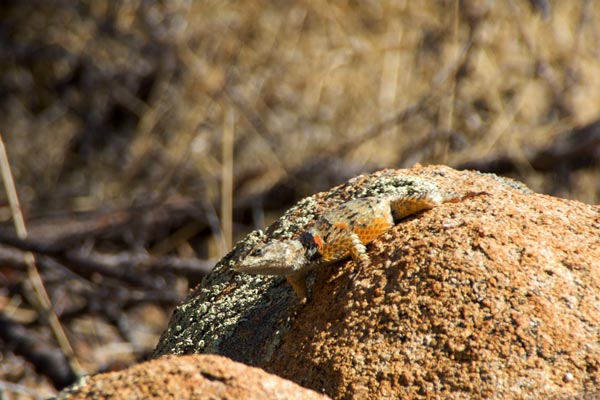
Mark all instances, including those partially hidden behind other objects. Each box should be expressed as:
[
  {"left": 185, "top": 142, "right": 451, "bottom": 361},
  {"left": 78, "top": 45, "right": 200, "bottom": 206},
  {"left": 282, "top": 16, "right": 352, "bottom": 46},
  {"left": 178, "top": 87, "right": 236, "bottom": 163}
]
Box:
[{"left": 233, "top": 259, "right": 301, "bottom": 276}]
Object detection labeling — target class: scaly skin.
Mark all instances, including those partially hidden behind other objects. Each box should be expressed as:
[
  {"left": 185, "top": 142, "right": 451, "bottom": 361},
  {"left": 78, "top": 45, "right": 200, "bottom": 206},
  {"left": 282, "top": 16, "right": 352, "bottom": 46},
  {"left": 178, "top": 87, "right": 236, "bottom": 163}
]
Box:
[{"left": 235, "top": 182, "right": 482, "bottom": 301}]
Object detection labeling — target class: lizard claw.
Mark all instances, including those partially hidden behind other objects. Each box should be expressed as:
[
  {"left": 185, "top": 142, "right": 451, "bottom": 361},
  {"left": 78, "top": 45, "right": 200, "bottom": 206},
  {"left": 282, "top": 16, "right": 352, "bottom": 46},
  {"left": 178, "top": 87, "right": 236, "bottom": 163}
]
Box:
[{"left": 350, "top": 255, "right": 370, "bottom": 281}]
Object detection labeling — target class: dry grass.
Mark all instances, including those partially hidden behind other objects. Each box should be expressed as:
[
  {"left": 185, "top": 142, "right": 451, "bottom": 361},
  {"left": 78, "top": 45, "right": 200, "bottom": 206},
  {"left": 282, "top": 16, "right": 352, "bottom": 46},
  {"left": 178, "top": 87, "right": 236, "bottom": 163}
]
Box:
[{"left": 2, "top": 0, "right": 599, "bottom": 210}]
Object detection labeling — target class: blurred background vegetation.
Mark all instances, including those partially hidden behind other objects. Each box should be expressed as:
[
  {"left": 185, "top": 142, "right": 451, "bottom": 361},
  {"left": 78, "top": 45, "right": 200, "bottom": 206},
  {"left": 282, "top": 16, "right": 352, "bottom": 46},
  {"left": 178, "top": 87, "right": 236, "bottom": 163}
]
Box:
[{"left": 0, "top": 0, "right": 599, "bottom": 397}]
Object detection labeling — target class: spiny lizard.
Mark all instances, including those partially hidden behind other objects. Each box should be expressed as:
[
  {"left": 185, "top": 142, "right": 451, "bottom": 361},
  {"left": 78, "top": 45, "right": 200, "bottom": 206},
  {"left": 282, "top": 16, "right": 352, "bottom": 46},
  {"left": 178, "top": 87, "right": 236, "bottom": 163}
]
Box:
[{"left": 234, "top": 180, "right": 484, "bottom": 302}]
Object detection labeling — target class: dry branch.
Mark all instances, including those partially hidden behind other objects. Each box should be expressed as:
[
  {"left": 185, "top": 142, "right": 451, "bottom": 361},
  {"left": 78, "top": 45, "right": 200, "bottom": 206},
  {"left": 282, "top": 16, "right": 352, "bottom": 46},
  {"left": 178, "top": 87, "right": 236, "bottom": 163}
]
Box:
[
  {"left": 0, "top": 313, "right": 77, "bottom": 390},
  {"left": 458, "top": 118, "right": 600, "bottom": 173}
]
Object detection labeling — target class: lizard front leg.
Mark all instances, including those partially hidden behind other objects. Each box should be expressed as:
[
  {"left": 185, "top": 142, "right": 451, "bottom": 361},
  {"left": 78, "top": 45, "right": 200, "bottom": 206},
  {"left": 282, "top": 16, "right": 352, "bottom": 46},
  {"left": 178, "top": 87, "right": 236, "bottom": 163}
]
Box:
[
  {"left": 286, "top": 273, "right": 308, "bottom": 303},
  {"left": 348, "top": 231, "right": 370, "bottom": 280}
]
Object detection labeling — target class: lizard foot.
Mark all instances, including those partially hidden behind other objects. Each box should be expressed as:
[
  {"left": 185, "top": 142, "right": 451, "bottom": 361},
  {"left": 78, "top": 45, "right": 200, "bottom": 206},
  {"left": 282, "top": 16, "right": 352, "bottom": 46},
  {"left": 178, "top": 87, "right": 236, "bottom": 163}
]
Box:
[{"left": 350, "top": 254, "right": 370, "bottom": 281}]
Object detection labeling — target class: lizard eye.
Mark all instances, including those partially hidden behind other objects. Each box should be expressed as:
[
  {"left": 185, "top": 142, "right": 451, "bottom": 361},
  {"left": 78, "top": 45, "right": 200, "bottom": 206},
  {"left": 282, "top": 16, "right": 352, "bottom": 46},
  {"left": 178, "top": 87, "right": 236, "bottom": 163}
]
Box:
[{"left": 252, "top": 247, "right": 264, "bottom": 257}]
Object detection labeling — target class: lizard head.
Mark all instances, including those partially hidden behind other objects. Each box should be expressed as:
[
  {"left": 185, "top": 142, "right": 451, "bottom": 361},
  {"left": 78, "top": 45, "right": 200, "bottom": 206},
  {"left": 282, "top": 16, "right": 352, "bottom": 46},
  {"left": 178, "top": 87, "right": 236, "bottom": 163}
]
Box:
[{"left": 234, "top": 239, "right": 307, "bottom": 275}]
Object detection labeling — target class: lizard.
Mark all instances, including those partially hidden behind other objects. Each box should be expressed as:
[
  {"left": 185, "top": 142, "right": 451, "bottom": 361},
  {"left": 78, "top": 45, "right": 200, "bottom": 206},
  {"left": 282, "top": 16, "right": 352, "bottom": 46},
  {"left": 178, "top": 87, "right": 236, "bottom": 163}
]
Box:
[{"left": 234, "top": 180, "right": 484, "bottom": 302}]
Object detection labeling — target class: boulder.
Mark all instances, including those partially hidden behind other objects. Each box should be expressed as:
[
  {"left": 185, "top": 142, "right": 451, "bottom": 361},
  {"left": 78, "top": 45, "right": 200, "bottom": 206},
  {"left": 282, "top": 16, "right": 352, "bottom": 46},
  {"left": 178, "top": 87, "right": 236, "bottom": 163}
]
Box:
[
  {"left": 55, "top": 354, "right": 330, "bottom": 400},
  {"left": 153, "top": 165, "right": 600, "bottom": 399}
]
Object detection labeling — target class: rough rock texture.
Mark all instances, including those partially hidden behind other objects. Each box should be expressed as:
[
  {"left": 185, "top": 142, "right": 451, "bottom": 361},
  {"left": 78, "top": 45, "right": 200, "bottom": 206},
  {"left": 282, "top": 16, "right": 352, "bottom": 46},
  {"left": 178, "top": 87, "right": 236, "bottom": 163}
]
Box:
[
  {"left": 54, "top": 354, "right": 330, "bottom": 400},
  {"left": 154, "top": 165, "right": 600, "bottom": 399}
]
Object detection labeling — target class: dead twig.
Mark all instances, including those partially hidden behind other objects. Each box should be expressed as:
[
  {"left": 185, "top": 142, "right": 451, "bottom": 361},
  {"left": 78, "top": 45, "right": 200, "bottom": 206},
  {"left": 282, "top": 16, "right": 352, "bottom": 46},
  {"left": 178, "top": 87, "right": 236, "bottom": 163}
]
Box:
[
  {"left": 0, "top": 312, "right": 77, "bottom": 390},
  {"left": 0, "top": 231, "right": 213, "bottom": 286},
  {"left": 458, "top": 118, "right": 600, "bottom": 173},
  {"left": 0, "top": 133, "right": 83, "bottom": 378}
]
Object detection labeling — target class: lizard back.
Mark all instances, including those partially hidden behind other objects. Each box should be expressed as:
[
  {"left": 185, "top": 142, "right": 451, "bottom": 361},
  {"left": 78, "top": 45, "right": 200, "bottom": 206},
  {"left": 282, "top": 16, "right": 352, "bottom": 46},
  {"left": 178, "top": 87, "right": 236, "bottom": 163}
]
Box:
[{"left": 307, "top": 197, "right": 395, "bottom": 262}]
